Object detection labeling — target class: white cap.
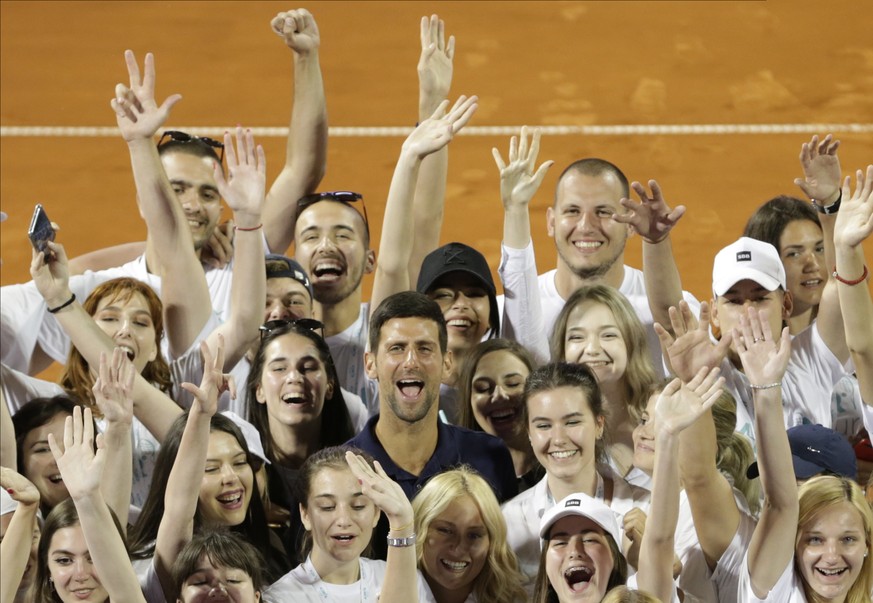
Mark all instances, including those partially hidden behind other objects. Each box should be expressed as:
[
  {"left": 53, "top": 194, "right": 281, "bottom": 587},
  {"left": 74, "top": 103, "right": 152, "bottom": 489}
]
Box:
[
  {"left": 539, "top": 492, "right": 621, "bottom": 546},
  {"left": 712, "top": 237, "right": 786, "bottom": 297},
  {"left": 221, "top": 411, "right": 270, "bottom": 465}
]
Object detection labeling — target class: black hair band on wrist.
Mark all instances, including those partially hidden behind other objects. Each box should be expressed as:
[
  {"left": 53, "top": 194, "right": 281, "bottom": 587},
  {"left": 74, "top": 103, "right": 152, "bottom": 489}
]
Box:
[
  {"left": 812, "top": 189, "right": 841, "bottom": 215},
  {"left": 47, "top": 293, "right": 76, "bottom": 314}
]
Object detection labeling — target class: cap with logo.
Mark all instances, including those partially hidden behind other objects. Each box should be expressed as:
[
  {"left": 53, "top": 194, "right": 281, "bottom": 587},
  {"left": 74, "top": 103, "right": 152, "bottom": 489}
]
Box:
[
  {"left": 712, "top": 237, "right": 786, "bottom": 297},
  {"left": 539, "top": 492, "right": 621, "bottom": 546},
  {"left": 746, "top": 423, "right": 856, "bottom": 480}
]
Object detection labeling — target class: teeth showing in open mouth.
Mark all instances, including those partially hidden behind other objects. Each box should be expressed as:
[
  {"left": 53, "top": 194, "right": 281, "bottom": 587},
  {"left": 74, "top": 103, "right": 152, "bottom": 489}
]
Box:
[
  {"left": 574, "top": 241, "right": 602, "bottom": 249},
  {"left": 490, "top": 409, "right": 516, "bottom": 421},
  {"left": 447, "top": 319, "right": 472, "bottom": 328},
  {"left": 565, "top": 566, "right": 593, "bottom": 590},
  {"left": 398, "top": 380, "right": 424, "bottom": 397},
  {"left": 333, "top": 535, "right": 354, "bottom": 542},
  {"left": 217, "top": 492, "right": 242, "bottom": 504},
  {"left": 802, "top": 279, "right": 822, "bottom": 287},
  {"left": 549, "top": 450, "right": 578, "bottom": 460},
  {"left": 116, "top": 345, "right": 135, "bottom": 361},
  {"left": 281, "top": 393, "right": 306, "bottom": 404},
  {"left": 48, "top": 474, "right": 63, "bottom": 484},
  {"left": 313, "top": 261, "right": 342, "bottom": 277},
  {"left": 584, "top": 361, "right": 608, "bottom": 367},
  {"left": 441, "top": 559, "right": 470, "bottom": 571},
  {"left": 816, "top": 567, "right": 847, "bottom": 576}
]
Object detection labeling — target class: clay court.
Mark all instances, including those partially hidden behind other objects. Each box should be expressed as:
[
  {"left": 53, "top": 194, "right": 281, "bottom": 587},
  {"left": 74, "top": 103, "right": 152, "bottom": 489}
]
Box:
[{"left": 2, "top": 1, "right": 872, "bottom": 332}]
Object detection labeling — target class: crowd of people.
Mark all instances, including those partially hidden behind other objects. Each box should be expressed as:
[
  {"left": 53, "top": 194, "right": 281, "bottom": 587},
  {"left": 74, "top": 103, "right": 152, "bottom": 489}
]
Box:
[{"left": 1, "top": 8, "right": 872, "bottom": 603}]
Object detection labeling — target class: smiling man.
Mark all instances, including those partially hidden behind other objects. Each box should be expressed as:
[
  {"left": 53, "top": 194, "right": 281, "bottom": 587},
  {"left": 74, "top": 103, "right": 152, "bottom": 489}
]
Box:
[{"left": 345, "top": 292, "right": 516, "bottom": 557}]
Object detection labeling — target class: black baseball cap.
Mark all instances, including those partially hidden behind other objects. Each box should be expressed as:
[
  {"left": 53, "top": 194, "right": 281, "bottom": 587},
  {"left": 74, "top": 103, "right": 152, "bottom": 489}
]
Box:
[{"left": 747, "top": 423, "right": 857, "bottom": 480}]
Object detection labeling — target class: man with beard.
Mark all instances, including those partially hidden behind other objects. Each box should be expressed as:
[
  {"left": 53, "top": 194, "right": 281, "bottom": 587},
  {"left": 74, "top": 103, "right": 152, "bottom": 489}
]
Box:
[
  {"left": 498, "top": 155, "right": 700, "bottom": 375},
  {"left": 346, "top": 291, "right": 516, "bottom": 507}
]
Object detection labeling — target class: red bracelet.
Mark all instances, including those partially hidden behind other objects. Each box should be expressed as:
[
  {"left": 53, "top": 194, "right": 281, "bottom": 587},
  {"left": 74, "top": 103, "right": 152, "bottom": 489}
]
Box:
[
  {"left": 833, "top": 264, "right": 868, "bottom": 286},
  {"left": 234, "top": 223, "right": 263, "bottom": 232}
]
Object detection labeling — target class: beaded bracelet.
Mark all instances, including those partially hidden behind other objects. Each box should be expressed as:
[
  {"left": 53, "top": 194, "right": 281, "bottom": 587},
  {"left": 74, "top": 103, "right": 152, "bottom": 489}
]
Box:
[
  {"left": 47, "top": 293, "right": 76, "bottom": 314},
  {"left": 833, "top": 264, "right": 868, "bottom": 286},
  {"left": 749, "top": 382, "right": 781, "bottom": 390}
]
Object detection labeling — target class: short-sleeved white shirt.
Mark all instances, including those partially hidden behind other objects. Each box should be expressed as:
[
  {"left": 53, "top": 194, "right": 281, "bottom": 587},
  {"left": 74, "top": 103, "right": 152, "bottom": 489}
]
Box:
[{"left": 737, "top": 552, "right": 807, "bottom": 602}]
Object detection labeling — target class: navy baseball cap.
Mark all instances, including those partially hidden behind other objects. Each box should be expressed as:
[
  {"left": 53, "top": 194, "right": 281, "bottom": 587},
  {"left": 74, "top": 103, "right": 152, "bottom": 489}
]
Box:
[
  {"left": 265, "top": 254, "right": 313, "bottom": 299},
  {"left": 747, "top": 424, "right": 857, "bottom": 480}
]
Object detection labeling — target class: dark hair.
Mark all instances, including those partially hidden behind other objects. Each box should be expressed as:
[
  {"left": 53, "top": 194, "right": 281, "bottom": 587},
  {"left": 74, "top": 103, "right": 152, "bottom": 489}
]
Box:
[
  {"left": 457, "top": 339, "right": 538, "bottom": 432},
  {"left": 523, "top": 362, "right": 608, "bottom": 462},
  {"left": 743, "top": 195, "right": 822, "bottom": 252},
  {"left": 157, "top": 137, "right": 222, "bottom": 164},
  {"left": 59, "top": 278, "right": 172, "bottom": 417},
  {"left": 245, "top": 324, "right": 354, "bottom": 463},
  {"left": 531, "top": 524, "right": 627, "bottom": 603},
  {"left": 555, "top": 158, "right": 630, "bottom": 202},
  {"left": 294, "top": 446, "right": 375, "bottom": 559},
  {"left": 171, "top": 528, "right": 265, "bottom": 602},
  {"left": 31, "top": 498, "right": 127, "bottom": 603},
  {"left": 129, "top": 414, "right": 271, "bottom": 562},
  {"left": 13, "top": 396, "right": 78, "bottom": 474},
  {"left": 296, "top": 198, "right": 371, "bottom": 247},
  {"left": 368, "top": 291, "right": 448, "bottom": 354}
]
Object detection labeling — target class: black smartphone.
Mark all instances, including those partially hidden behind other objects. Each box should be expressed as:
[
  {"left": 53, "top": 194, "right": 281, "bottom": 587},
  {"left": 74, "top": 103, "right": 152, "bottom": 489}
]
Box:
[{"left": 27, "top": 204, "right": 55, "bottom": 257}]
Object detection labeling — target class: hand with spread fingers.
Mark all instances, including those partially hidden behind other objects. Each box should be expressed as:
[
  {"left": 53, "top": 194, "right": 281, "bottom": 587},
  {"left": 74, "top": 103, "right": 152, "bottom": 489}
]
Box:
[
  {"left": 833, "top": 165, "right": 873, "bottom": 250},
  {"left": 492, "top": 126, "right": 554, "bottom": 213},
  {"left": 616, "top": 180, "right": 686, "bottom": 244},
  {"left": 212, "top": 127, "right": 266, "bottom": 228},
  {"left": 794, "top": 133, "right": 842, "bottom": 205},
  {"left": 654, "top": 367, "right": 725, "bottom": 437},
  {"left": 180, "top": 336, "right": 235, "bottom": 417},
  {"left": 654, "top": 301, "right": 731, "bottom": 382},
  {"left": 401, "top": 95, "right": 478, "bottom": 160},
  {"left": 48, "top": 406, "right": 102, "bottom": 501},
  {"left": 93, "top": 348, "right": 136, "bottom": 427},
  {"left": 110, "top": 50, "right": 182, "bottom": 142},
  {"left": 731, "top": 307, "right": 791, "bottom": 389},
  {"left": 418, "top": 14, "right": 455, "bottom": 109}
]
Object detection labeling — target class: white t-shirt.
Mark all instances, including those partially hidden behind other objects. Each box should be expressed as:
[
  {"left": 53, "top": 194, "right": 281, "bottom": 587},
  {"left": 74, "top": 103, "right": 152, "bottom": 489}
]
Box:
[
  {"left": 264, "top": 556, "right": 435, "bottom": 603},
  {"left": 737, "top": 552, "right": 807, "bottom": 602},
  {"left": 0, "top": 255, "right": 235, "bottom": 372},
  {"left": 325, "top": 303, "right": 373, "bottom": 416},
  {"left": 501, "top": 467, "right": 650, "bottom": 586}
]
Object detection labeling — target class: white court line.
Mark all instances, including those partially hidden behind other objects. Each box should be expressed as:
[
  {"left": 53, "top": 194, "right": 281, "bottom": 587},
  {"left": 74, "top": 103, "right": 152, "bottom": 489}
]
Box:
[{"left": 1, "top": 123, "right": 872, "bottom": 138}]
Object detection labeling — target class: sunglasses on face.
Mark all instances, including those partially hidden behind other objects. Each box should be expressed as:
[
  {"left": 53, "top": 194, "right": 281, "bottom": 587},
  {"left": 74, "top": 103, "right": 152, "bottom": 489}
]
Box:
[
  {"left": 296, "top": 191, "right": 369, "bottom": 232},
  {"left": 259, "top": 318, "right": 325, "bottom": 340},
  {"left": 158, "top": 130, "right": 225, "bottom": 164}
]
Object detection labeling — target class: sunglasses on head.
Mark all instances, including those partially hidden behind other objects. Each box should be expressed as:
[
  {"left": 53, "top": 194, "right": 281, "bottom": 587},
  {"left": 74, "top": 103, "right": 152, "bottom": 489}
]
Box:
[
  {"left": 296, "top": 191, "right": 369, "bottom": 230},
  {"left": 158, "top": 130, "right": 225, "bottom": 164},
  {"left": 259, "top": 318, "right": 325, "bottom": 340}
]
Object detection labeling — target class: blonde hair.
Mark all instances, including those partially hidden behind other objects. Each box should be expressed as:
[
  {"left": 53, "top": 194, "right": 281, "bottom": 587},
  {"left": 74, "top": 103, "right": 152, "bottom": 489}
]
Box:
[
  {"left": 602, "top": 585, "right": 661, "bottom": 603},
  {"left": 550, "top": 285, "right": 657, "bottom": 418},
  {"left": 412, "top": 468, "right": 526, "bottom": 603},
  {"left": 710, "top": 390, "right": 761, "bottom": 515},
  {"left": 796, "top": 476, "right": 873, "bottom": 603}
]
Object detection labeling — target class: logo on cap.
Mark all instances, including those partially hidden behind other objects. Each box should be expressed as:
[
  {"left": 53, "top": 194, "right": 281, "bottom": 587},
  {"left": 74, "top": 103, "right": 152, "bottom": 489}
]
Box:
[
  {"left": 565, "top": 498, "right": 581, "bottom": 508},
  {"left": 736, "top": 251, "right": 752, "bottom": 262},
  {"left": 443, "top": 246, "right": 467, "bottom": 265}
]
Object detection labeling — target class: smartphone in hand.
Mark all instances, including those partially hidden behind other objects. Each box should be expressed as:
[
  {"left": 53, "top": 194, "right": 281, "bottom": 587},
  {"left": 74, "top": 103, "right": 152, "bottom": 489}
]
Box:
[{"left": 28, "top": 204, "right": 55, "bottom": 259}]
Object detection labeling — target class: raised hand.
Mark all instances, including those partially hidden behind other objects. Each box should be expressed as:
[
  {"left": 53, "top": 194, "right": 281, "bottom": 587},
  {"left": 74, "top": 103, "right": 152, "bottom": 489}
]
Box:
[
  {"left": 0, "top": 466, "right": 40, "bottom": 507},
  {"left": 30, "top": 238, "right": 73, "bottom": 309},
  {"left": 92, "top": 348, "right": 135, "bottom": 426},
  {"left": 401, "top": 95, "right": 478, "bottom": 159},
  {"left": 110, "top": 50, "right": 182, "bottom": 142},
  {"left": 212, "top": 128, "right": 267, "bottom": 227},
  {"left": 271, "top": 8, "right": 320, "bottom": 55},
  {"left": 655, "top": 367, "right": 724, "bottom": 437},
  {"left": 492, "top": 126, "right": 554, "bottom": 211},
  {"left": 180, "top": 336, "right": 233, "bottom": 417},
  {"left": 795, "top": 134, "right": 842, "bottom": 204},
  {"left": 345, "top": 451, "right": 414, "bottom": 532},
  {"left": 48, "top": 406, "right": 102, "bottom": 500},
  {"left": 834, "top": 165, "right": 873, "bottom": 249},
  {"left": 654, "top": 301, "right": 731, "bottom": 382},
  {"left": 615, "top": 180, "right": 686, "bottom": 244},
  {"left": 418, "top": 14, "right": 455, "bottom": 106},
  {"left": 732, "top": 307, "right": 791, "bottom": 388}
]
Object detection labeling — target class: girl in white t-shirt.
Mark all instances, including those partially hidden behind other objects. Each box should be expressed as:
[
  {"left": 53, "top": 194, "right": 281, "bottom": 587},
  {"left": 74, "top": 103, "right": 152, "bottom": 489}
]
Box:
[{"left": 265, "top": 446, "right": 434, "bottom": 603}]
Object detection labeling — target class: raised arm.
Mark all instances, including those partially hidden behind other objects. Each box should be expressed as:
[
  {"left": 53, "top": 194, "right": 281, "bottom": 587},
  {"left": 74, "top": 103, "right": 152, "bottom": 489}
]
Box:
[
  {"left": 834, "top": 165, "right": 873, "bottom": 405},
  {"left": 200, "top": 128, "right": 267, "bottom": 370},
  {"left": 408, "top": 14, "right": 455, "bottom": 286},
  {"left": 30, "top": 240, "right": 182, "bottom": 440},
  {"left": 49, "top": 406, "right": 147, "bottom": 603},
  {"left": 0, "top": 386, "right": 14, "bottom": 468},
  {"left": 638, "top": 368, "right": 724, "bottom": 603},
  {"left": 615, "top": 180, "right": 687, "bottom": 332},
  {"left": 735, "top": 308, "right": 796, "bottom": 598},
  {"left": 263, "top": 8, "right": 328, "bottom": 253},
  {"left": 91, "top": 348, "right": 135, "bottom": 529},
  {"left": 369, "top": 95, "right": 478, "bottom": 316},
  {"left": 346, "top": 451, "right": 419, "bottom": 603},
  {"left": 0, "top": 468, "right": 40, "bottom": 603},
  {"left": 111, "top": 49, "right": 213, "bottom": 358},
  {"left": 493, "top": 126, "right": 553, "bottom": 362},
  {"left": 154, "top": 340, "right": 225, "bottom": 600}
]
